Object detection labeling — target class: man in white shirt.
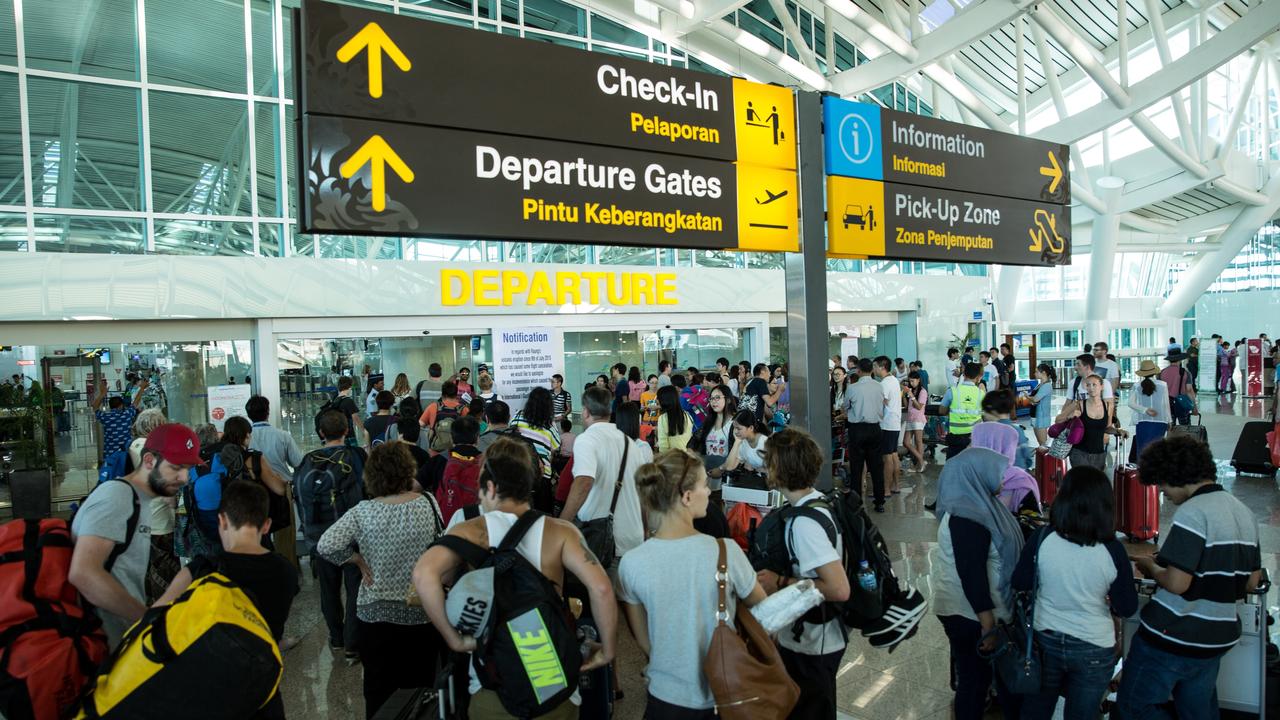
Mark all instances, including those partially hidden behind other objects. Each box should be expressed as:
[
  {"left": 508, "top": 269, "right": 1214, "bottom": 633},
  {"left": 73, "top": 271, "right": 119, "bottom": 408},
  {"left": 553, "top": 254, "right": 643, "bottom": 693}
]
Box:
[
  {"left": 560, "top": 386, "right": 648, "bottom": 572},
  {"left": 1092, "top": 342, "right": 1121, "bottom": 397},
  {"left": 873, "top": 357, "right": 903, "bottom": 503},
  {"left": 979, "top": 351, "right": 998, "bottom": 390},
  {"left": 1072, "top": 353, "right": 1116, "bottom": 423},
  {"left": 945, "top": 348, "right": 961, "bottom": 388}
]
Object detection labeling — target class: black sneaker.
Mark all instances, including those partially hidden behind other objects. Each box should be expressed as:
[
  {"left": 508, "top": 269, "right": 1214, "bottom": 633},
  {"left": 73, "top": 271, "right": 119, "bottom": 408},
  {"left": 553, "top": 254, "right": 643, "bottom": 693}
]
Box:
[
  {"left": 863, "top": 588, "right": 927, "bottom": 643},
  {"left": 328, "top": 639, "right": 343, "bottom": 651},
  {"left": 874, "top": 503, "right": 886, "bottom": 513}
]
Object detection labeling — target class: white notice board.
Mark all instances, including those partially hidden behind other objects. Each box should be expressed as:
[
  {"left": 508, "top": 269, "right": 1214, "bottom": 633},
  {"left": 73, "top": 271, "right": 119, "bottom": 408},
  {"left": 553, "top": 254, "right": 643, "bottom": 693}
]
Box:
[
  {"left": 207, "top": 384, "right": 252, "bottom": 431},
  {"left": 491, "top": 327, "right": 564, "bottom": 415}
]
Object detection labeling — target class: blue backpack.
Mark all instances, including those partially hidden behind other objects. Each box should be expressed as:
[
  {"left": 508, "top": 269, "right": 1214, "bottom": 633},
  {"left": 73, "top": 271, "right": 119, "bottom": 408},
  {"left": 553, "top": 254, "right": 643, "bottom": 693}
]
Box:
[
  {"left": 97, "top": 449, "right": 128, "bottom": 487},
  {"left": 188, "top": 455, "right": 232, "bottom": 545}
]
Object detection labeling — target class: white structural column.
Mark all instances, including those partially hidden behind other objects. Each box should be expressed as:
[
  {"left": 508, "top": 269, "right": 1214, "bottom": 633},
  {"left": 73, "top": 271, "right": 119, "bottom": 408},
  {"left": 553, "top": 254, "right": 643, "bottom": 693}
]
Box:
[
  {"left": 1158, "top": 172, "right": 1280, "bottom": 321},
  {"left": 1084, "top": 177, "right": 1125, "bottom": 344},
  {"left": 995, "top": 266, "right": 1025, "bottom": 327},
  {"left": 253, "top": 319, "right": 282, "bottom": 427}
]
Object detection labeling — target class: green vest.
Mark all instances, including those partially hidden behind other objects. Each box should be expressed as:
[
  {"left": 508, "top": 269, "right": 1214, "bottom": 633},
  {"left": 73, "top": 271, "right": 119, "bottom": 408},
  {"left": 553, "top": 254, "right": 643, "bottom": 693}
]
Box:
[{"left": 949, "top": 384, "right": 983, "bottom": 435}]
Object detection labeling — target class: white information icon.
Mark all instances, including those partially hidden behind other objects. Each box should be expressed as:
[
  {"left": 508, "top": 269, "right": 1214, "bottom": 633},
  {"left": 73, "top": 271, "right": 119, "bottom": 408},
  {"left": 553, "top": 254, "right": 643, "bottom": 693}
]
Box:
[{"left": 839, "top": 113, "right": 874, "bottom": 165}]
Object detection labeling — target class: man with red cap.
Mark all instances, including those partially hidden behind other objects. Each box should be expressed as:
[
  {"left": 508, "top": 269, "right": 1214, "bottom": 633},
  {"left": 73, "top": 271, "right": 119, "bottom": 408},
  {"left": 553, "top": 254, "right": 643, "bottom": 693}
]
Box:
[{"left": 69, "top": 423, "right": 201, "bottom": 647}]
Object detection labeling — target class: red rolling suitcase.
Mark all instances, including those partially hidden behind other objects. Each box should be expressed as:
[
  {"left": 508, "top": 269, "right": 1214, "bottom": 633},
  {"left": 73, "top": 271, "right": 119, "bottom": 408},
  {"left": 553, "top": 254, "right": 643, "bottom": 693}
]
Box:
[
  {"left": 1034, "top": 448, "right": 1065, "bottom": 507},
  {"left": 1114, "top": 438, "right": 1159, "bottom": 543}
]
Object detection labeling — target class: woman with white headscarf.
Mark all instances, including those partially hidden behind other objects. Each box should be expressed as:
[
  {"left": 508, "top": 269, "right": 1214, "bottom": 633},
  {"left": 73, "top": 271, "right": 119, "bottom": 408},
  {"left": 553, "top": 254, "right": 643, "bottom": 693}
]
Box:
[{"left": 930, "top": 423, "right": 1026, "bottom": 720}]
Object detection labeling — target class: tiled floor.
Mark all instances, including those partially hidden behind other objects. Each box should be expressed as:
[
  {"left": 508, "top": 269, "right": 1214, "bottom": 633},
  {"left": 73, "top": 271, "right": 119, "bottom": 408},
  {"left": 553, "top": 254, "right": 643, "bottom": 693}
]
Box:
[{"left": 273, "top": 392, "right": 1278, "bottom": 719}]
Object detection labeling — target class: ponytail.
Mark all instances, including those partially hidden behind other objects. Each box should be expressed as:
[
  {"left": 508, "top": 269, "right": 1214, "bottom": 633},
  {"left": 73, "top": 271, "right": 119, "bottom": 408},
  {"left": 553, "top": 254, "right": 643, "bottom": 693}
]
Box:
[
  {"left": 1141, "top": 377, "right": 1156, "bottom": 396},
  {"left": 634, "top": 449, "right": 704, "bottom": 516}
]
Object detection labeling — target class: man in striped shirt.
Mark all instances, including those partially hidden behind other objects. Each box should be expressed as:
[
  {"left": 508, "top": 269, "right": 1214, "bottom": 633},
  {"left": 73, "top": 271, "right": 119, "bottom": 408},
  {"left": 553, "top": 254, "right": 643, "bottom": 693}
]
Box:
[
  {"left": 1116, "top": 435, "right": 1262, "bottom": 718},
  {"left": 550, "top": 374, "right": 572, "bottom": 425}
]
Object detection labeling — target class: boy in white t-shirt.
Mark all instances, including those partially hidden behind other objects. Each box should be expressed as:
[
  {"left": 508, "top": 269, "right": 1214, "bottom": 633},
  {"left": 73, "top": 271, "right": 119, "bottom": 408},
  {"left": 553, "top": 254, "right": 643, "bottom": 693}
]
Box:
[{"left": 755, "top": 429, "right": 851, "bottom": 720}]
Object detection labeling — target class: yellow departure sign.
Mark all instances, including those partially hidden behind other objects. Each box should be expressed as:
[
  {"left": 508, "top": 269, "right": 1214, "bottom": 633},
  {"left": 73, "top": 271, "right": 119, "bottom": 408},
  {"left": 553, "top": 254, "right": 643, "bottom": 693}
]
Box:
[
  {"left": 336, "top": 22, "right": 411, "bottom": 99},
  {"left": 737, "top": 165, "right": 799, "bottom": 251}
]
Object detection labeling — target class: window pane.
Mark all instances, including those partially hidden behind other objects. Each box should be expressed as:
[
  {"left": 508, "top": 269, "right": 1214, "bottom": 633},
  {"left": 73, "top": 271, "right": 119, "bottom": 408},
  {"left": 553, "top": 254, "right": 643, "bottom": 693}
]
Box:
[
  {"left": 285, "top": 103, "right": 296, "bottom": 219},
  {"left": 33, "top": 214, "right": 143, "bottom": 253},
  {"left": 256, "top": 102, "right": 281, "bottom": 217},
  {"left": 27, "top": 77, "right": 141, "bottom": 211},
  {"left": 259, "top": 222, "right": 282, "bottom": 257},
  {"left": 153, "top": 218, "right": 253, "bottom": 256},
  {"left": 24, "top": 0, "right": 136, "bottom": 80},
  {"left": 531, "top": 243, "right": 586, "bottom": 264},
  {"left": 251, "top": 0, "right": 276, "bottom": 95},
  {"left": 523, "top": 0, "right": 585, "bottom": 36},
  {"left": 146, "top": 0, "right": 247, "bottom": 92},
  {"left": 0, "top": 0, "right": 14, "bottom": 66},
  {"left": 0, "top": 212, "right": 26, "bottom": 252},
  {"left": 282, "top": 8, "right": 294, "bottom": 100},
  {"left": 317, "top": 234, "right": 401, "bottom": 259},
  {"left": 590, "top": 15, "right": 646, "bottom": 49},
  {"left": 289, "top": 224, "right": 312, "bottom": 256},
  {"left": 150, "top": 92, "right": 250, "bottom": 216},
  {"left": 597, "top": 245, "right": 653, "bottom": 265},
  {"left": 0, "top": 73, "right": 21, "bottom": 206}
]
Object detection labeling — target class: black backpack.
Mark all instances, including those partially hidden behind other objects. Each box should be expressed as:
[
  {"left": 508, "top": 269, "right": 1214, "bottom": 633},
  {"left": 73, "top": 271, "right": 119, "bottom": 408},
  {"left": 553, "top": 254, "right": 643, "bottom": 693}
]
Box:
[
  {"left": 435, "top": 511, "right": 580, "bottom": 718},
  {"left": 293, "top": 446, "right": 365, "bottom": 543},
  {"left": 314, "top": 395, "right": 338, "bottom": 441},
  {"left": 748, "top": 489, "right": 904, "bottom": 630}
]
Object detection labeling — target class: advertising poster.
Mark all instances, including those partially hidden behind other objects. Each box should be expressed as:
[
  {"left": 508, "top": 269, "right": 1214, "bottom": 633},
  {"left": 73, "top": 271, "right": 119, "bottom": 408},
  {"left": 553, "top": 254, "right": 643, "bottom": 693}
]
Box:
[
  {"left": 491, "top": 327, "right": 563, "bottom": 414},
  {"left": 1246, "top": 338, "right": 1264, "bottom": 397},
  {"left": 207, "top": 384, "right": 252, "bottom": 431}
]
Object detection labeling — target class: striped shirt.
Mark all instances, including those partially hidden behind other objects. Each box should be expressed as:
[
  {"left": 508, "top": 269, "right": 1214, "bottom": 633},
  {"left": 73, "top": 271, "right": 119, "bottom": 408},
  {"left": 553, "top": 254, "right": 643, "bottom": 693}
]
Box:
[
  {"left": 1139, "top": 485, "right": 1261, "bottom": 657},
  {"left": 551, "top": 389, "right": 572, "bottom": 420}
]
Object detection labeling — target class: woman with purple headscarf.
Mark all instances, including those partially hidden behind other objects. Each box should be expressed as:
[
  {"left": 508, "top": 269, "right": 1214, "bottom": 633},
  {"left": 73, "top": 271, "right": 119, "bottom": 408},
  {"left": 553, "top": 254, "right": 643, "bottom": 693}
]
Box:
[{"left": 972, "top": 422, "right": 1041, "bottom": 515}]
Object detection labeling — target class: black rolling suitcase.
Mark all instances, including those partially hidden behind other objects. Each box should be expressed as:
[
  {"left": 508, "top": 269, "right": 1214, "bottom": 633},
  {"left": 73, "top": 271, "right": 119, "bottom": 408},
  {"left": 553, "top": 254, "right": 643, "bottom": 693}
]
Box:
[
  {"left": 1232, "top": 421, "right": 1278, "bottom": 477},
  {"left": 1169, "top": 411, "right": 1207, "bottom": 444},
  {"left": 577, "top": 614, "right": 614, "bottom": 719},
  {"left": 370, "top": 658, "right": 464, "bottom": 720}
]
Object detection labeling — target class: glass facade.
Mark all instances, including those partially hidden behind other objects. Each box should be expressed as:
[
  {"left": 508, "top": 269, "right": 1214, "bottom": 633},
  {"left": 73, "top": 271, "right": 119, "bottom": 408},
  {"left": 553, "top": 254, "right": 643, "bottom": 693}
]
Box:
[{"left": 0, "top": 0, "right": 984, "bottom": 276}]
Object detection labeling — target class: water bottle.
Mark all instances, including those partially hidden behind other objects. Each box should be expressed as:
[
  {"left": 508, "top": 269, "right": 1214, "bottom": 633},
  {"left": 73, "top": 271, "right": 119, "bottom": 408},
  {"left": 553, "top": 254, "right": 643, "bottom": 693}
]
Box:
[{"left": 857, "top": 561, "right": 877, "bottom": 592}]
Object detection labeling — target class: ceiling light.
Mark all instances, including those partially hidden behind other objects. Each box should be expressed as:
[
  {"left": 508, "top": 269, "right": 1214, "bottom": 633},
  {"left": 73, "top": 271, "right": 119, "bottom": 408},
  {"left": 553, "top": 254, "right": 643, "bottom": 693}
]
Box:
[
  {"left": 778, "top": 55, "right": 828, "bottom": 89},
  {"left": 826, "top": 0, "right": 860, "bottom": 20},
  {"left": 733, "top": 27, "right": 771, "bottom": 57}
]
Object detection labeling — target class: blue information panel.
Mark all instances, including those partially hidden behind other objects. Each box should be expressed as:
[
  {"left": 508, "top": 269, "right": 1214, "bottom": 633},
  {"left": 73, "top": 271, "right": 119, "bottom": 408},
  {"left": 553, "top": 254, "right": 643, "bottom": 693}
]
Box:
[{"left": 823, "top": 98, "right": 882, "bottom": 181}]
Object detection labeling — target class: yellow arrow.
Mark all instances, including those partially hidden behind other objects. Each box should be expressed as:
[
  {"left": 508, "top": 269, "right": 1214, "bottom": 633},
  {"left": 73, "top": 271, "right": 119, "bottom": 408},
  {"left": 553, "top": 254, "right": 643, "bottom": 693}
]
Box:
[
  {"left": 336, "top": 22, "right": 411, "bottom": 99},
  {"left": 339, "top": 135, "right": 414, "bottom": 212},
  {"left": 1039, "top": 151, "right": 1064, "bottom": 194}
]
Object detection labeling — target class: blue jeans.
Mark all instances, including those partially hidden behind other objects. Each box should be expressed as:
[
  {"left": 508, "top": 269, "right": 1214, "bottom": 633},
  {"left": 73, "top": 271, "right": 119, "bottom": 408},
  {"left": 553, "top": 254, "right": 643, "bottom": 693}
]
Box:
[
  {"left": 1021, "top": 629, "right": 1116, "bottom": 720},
  {"left": 1115, "top": 632, "right": 1221, "bottom": 720}
]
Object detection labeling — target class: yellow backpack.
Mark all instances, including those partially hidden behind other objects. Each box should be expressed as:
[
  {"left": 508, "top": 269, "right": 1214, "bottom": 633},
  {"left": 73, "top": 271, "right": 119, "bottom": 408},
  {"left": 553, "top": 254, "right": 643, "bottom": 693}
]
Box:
[{"left": 75, "top": 573, "right": 283, "bottom": 720}]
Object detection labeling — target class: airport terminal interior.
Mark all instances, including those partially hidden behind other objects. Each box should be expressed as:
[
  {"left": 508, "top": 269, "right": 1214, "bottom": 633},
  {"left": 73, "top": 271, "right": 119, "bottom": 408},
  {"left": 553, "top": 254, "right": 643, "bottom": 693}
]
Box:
[{"left": 2, "top": 0, "right": 1280, "bottom": 718}]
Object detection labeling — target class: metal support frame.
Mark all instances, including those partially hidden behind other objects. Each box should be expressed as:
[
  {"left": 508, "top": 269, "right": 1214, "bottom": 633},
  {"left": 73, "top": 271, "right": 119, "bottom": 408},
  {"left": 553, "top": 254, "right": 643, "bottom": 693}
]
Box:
[
  {"left": 766, "top": 0, "right": 821, "bottom": 73},
  {"left": 784, "top": 90, "right": 832, "bottom": 491}
]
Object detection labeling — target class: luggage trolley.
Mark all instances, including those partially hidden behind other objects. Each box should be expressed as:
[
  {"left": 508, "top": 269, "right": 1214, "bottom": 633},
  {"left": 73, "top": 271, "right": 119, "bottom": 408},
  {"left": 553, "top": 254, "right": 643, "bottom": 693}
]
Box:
[{"left": 1121, "top": 570, "right": 1271, "bottom": 715}]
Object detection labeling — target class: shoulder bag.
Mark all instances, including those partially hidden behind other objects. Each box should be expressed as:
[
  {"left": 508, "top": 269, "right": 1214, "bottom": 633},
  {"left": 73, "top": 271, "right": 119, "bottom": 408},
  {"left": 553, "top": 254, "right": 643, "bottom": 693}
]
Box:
[
  {"left": 573, "top": 435, "right": 630, "bottom": 568},
  {"left": 703, "top": 538, "right": 800, "bottom": 719},
  {"left": 980, "top": 529, "right": 1046, "bottom": 695}
]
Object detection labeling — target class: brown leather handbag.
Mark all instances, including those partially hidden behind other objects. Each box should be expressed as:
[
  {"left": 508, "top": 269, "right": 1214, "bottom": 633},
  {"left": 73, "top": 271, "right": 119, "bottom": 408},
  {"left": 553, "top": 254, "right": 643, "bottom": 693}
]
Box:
[{"left": 703, "top": 539, "right": 801, "bottom": 719}]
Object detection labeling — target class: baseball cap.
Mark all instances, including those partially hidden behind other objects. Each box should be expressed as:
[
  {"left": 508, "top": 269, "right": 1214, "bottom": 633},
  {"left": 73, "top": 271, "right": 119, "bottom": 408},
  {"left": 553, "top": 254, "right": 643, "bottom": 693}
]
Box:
[
  {"left": 445, "top": 567, "right": 495, "bottom": 642},
  {"left": 143, "top": 423, "right": 202, "bottom": 466}
]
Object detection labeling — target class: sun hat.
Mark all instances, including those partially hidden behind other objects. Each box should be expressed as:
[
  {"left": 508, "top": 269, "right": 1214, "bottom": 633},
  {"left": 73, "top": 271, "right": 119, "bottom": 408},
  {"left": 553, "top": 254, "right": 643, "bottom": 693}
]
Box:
[{"left": 1135, "top": 359, "right": 1161, "bottom": 377}]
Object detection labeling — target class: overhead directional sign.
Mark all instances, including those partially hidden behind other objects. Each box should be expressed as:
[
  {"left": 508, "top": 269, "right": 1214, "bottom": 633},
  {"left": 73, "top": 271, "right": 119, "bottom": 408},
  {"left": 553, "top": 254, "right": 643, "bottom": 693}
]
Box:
[
  {"left": 823, "top": 96, "right": 1071, "bottom": 267},
  {"left": 823, "top": 97, "right": 1070, "bottom": 205},
  {"left": 304, "top": 114, "right": 802, "bottom": 250},
  {"left": 827, "top": 176, "right": 1071, "bottom": 266},
  {"left": 297, "top": 0, "right": 799, "bottom": 251}
]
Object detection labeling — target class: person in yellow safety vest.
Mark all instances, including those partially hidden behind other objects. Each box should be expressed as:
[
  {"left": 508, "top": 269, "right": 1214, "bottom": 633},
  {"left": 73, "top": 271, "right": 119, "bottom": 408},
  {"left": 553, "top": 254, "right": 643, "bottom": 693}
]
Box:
[{"left": 940, "top": 362, "right": 984, "bottom": 459}]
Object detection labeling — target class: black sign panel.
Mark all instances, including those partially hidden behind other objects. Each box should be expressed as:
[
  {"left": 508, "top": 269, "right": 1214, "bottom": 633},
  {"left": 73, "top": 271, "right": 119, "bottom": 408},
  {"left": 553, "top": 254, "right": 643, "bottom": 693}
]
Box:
[
  {"left": 300, "top": 0, "right": 738, "bottom": 162},
  {"left": 823, "top": 97, "right": 1070, "bottom": 206},
  {"left": 301, "top": 114, "right": 740, "bottom": 248},
  {"left": 828, "top": 176, "right": 1071, "bottom": 267}
]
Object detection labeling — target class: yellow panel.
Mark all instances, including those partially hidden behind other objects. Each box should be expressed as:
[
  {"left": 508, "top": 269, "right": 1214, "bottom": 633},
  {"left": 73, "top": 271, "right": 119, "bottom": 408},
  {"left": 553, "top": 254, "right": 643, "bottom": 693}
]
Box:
[
  {"left": 827, "top": 176, "right": 887, "bottom": 257},
  {"left": 732, "top": 79, "right": 797, "bottom": 171},
  {"left": 736, "top": 164, "right": 799, "bottom": 252}
]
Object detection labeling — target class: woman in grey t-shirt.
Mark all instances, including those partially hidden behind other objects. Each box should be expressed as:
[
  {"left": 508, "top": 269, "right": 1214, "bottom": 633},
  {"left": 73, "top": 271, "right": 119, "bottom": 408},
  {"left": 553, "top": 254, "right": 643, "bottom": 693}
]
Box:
[{"left": 618, "top": 449, "right": 766, "bottom": 718}]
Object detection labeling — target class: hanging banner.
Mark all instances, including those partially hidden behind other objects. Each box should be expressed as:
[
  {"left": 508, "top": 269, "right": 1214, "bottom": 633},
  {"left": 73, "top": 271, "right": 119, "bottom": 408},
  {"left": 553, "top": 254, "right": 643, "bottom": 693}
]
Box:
[
  {"left": 207, "top": 384, "right": 252, "bottom": 432},
  {"left": 491, "top": 327, "right": 564, "bottom": 414}
]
